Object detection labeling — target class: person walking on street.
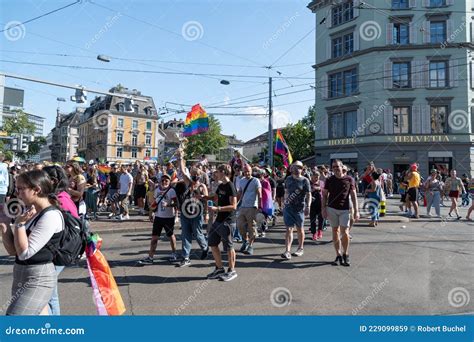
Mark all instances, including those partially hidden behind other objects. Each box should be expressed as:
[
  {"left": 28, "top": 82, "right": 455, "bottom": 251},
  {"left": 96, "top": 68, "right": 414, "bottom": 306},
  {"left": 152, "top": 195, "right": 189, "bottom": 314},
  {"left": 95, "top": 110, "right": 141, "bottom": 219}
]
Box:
[
  {"left": 236, "top": 164, "right": 261, "bottom": 255},
  {"left": 116, "top": 165, "right": 133, "bottom": 220},
  {"left": 0, "top": 152, "right": 9, "bottom": 205},
  {"left": 365, "top": 172, "right": 382, "bottom": 227},
  {"left": 465, "top": 177, "right": 474, "bottom": 220},
  {"left": 444, "top": 169, "right": 465, "bottom": 220},
  {"left": 424, "top": 169, "right": 443, "bottom": 217},
  {"left": 407, "top": 164, "right": 421, "bottom": 219},
  {"left": 207, "top": 164, "right": 238, "bottom": 281},
  {"left": 309, "top": 171, "right": 324, "bottom": 240},
  {"left": 322, "top": 160, "right": 360, "bottom": 267},
  {"left": 281, "top": 161, "right": 311, "bottom": 260}
]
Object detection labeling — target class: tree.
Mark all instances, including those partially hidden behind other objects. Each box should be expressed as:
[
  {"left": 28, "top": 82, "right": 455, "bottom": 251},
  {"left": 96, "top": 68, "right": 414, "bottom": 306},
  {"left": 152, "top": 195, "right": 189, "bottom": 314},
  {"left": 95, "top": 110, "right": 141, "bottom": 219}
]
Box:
[
  {"left": 184, "top": 116, "right": 226, "bottom": 159},
  {"left": 282, "top": 121, "right": 313, "bottom": 161},
  {"left": 24, "top": 136, "right": 47, "bottom": 158},
  {"left": 1, "top": 110, "right": 36, "bottom": 135},
  {"left": 301, "top": 105, "right": 316, "bottom": 137}
]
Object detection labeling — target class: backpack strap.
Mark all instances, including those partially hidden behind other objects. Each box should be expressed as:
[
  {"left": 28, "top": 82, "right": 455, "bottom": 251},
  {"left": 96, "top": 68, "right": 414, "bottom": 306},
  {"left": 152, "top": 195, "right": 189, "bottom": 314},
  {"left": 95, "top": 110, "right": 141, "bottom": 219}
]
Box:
[{"left": 30, "top": 206, "right": 58, "bottom": 228}]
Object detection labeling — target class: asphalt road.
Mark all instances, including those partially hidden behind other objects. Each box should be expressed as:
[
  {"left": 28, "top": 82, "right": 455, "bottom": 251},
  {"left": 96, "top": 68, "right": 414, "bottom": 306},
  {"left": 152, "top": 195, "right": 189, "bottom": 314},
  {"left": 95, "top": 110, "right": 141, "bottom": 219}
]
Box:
[{"left": 1, "top": 206, "right": 472, "bottom": 315}]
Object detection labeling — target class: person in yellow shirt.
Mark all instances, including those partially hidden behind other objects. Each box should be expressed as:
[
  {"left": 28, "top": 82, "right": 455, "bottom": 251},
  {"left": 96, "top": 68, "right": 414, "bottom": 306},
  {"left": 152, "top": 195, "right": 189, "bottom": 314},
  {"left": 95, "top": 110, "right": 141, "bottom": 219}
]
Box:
[{"left": 407, "top": 164, "right": 421, "bottom": 218}]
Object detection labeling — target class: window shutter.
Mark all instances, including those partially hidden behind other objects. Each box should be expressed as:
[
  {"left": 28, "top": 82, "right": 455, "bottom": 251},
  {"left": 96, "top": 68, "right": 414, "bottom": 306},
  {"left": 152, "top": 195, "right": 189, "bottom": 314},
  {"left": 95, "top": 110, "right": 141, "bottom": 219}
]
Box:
[
  {"left": 384, "top": 60, "right": 392, "bottom": 89},
  {"left": 326, "top": 10, "right": 332, "bottom": 29},
  {"left": 384, "top": 105, "right": 394, "bottom": 134},
  {"left": 446, "top": 19, "right": 454, "bottom": 42},
  {"left": 412, "top": 60, "right": 420, "bottom": 88},
  {"left": 356, "top": 108, "right": 365, "bottom": 136},
  {"left": 326, "top": 39, "right": 332, "bottom": 60},
  {"left": 421, "top": 105, "right": 431, "bottom": 134},
  {"left": 422, "top": 0, "right": 429, "bottom": 7},
  {"left": 409, "top": 22, "right": 417, "bottom": 44},
  {"left": 422, "top": 60, "right": 429, "bottom": 87},
  {"left": 409, "top": 0, "right": 417, "bottom": 7},
  {"left": 353, "top": 30, "right": 360, "bottom": 51},
  {"left": 422, "top": 21, "right": 430, "bottom": 43},
  {"left": 353, "top": 0, "right": 360, "bottom": 17},
  {"left": 319, "top": 112, "right": 328, "bottom": 140},
  {"left": 412, "top": 105, "right": 422, "bottom": 133},
  {"left": 386, "top": 23, "right": 393, "bottom": 45},
  {"left": 471, "top": 62, "right": 474, "bottom": 89},
  {"left": 320, "top": 74, "right": 328, "bottom": 99},
  {"left": 449, "top": 59, "right": 459, "bottom": 87}
]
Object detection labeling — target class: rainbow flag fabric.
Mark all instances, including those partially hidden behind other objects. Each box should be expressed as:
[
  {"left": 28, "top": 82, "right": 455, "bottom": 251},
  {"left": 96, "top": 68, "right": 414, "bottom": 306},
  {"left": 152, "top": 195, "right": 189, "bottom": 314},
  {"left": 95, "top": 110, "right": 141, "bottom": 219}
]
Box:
[
  {"left": 183, "top": 104, "right": 209, "bottom": 137},
  {"left": 274, "top": 129, "right": 293, "bottom": 167}
]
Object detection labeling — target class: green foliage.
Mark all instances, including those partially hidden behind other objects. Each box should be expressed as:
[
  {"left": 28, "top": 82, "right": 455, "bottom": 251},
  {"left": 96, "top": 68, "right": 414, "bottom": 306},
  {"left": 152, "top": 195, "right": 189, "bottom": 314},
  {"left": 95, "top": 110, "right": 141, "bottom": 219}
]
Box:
[
  {"left": 1, "top": 110, "right": 36, "bottom": 135},
  {"left": 184, "top": 116, "right": 226, "bottom": 159},
  {"left": 281, "top": 120, "right": 314, "bottom": 161},
  {"left": 25, "top": 136, "right": 47, "bottom": 157}
]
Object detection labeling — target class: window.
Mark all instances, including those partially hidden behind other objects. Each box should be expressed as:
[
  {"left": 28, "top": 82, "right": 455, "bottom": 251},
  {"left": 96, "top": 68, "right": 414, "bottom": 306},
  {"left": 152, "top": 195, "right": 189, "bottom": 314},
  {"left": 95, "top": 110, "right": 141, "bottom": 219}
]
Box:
[
  {"left": 145, "top": 134, "right": 152, "bottom": 145},
  {"left": 393, "top": 23, "right": 409, "bottom": 44},
  {"left": 430, "top": 21, "right": 446, "bottom": 43},
  {"left": 131, "top": 148, "right": 138, "bottom": 159},
  {"left": 146, "top": 121, "right": 152, "bottom": 130},
  {"left": 132, "top": 134, "right": 138, "bottom": 146},
  {"left": 392, "top": 62, "right": 411, "bottom": 88},
  {"left": 117, "top": 118, "right": 124, "bottom": 128},
  {"left": 392, "top": 0, "right": 409, "bottom": 9},
  {"left": 132, "top": 120, "right": 138, "bottom": 129},
  {"left": 330, "top": 110, "right": 357, "bottom": 138},
  {"left": 393, "top": 106, "right": 410, "bottom": 133},
  {"left": 429, "top": 0, "right": 445, "bottom": 7},
  {"left": 116, "top": 147, "right": 123, "bottom": 158},
  {"left": 145, "top": 149, "right": 151, "bottom": 157},
  {"left": 133, "top": 104, "right": 139, "bottom": 114},
  {"left": 430, "top": 105, "right": 448, "bottom": 133},
  {"left": 332, "top": 33, "right": 354, "bottom": 58},
  {"left": 116, "top": 132, "right": 123, "bottom": 143},
  {"left": 329, "top": 68, "right": 358, "bottom": 98},
  {"left": 429, "top": 61, "right": 447, "bottom": 87},
  {"left": 332, "top": 1, "right": 353, "bottom": 27},
  {"left": 117, "top": 103, "right": 124, "bottom": 112}
]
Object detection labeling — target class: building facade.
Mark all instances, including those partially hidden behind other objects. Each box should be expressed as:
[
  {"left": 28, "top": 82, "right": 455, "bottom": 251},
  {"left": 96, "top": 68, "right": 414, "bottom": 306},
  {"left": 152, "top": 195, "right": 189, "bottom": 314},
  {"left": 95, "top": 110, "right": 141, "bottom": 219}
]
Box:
[
  {"left": 39, "top": 132, "right": 52, "bottom": 162},
  {"left": 77, "top": 86, "right": 164, "bottom": 163},
  {"left": 50, "top": 108, "right": 83, "bottom": 163},
  {"left": 308, "top": 0, "right": 473, "bottom": 177}
]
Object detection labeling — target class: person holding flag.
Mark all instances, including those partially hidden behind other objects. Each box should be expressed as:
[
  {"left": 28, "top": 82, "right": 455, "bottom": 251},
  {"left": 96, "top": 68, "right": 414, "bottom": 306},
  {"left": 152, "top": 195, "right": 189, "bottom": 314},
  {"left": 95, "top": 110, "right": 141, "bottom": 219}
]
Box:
[{"left": 274, "top": 129, "right": 293, "bottom": 167}]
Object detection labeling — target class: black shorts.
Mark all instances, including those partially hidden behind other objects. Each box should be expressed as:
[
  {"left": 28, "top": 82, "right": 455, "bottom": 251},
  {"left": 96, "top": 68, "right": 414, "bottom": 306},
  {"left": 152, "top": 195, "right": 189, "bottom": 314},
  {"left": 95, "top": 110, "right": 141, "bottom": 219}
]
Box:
[
  {"left": 152, "top": 217, "right": 175, "bottom": 237},
  {"left": 407, "top": 188, "right": 418, "bottom": 202},
  {"left": 400, "top": 194, "right": 407, "bottom": 203},
  {"left": 208, "top": 220, "right": 233, "bottom": 250},
  {"left": 134, "top": 184, "right": 147, "bottom": 200}
]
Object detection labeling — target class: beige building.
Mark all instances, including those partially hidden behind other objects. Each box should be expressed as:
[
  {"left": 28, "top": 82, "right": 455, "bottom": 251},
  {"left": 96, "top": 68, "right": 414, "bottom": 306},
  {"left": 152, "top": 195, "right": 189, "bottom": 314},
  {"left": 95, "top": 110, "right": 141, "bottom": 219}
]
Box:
[{"left": 77, "top": 86, "right": 165, "bottom": 163}]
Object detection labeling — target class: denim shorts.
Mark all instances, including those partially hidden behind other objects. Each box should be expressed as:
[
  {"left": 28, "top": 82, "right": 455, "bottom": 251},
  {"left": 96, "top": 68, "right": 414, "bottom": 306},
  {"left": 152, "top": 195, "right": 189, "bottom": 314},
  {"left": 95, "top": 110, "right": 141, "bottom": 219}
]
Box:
[{"left": 283, "top": 206, "right": 304, "bottom": 228}]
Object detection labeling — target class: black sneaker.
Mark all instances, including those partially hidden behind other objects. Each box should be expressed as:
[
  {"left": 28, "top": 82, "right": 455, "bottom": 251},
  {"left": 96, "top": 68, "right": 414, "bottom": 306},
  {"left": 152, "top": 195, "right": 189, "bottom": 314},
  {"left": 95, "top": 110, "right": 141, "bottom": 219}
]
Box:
[
  {"left": 342, "top": 254, "right": 351, "bottom": 267},
  {"left": 331, "top": 255, "right": 342, "bottom": 266},
  {"left": 177, "top": 258, "right": 191, "bottom": 267},
  {"left": 200, "top": 247, "right": 209, "bottom": 260},
  {"left": 207, "top": 267, "right": 226, "bottom": 279},
  {"left": 219, "top": 269, "right": 238, "bottom": 282}
]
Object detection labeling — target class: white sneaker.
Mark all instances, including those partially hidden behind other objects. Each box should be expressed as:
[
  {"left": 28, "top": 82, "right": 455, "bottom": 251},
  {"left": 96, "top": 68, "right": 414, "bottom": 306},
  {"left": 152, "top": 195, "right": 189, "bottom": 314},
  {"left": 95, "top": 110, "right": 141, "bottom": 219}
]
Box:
[
  {"left": 122, "top": 214, "right": 130, "bottom": 220},
  {"left": 292, "top": 248, "right": 304, "bottom": 257}
]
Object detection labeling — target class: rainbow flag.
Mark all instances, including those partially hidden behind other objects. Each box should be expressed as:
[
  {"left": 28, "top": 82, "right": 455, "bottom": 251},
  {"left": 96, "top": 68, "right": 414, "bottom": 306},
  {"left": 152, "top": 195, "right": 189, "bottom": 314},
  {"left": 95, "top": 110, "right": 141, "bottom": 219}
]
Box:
[
  {"left": 183, "top": 104, "right": 209, "bottom": 137},
  {"left": 274, "top": 129, "right": 293, "bottom": 167}
]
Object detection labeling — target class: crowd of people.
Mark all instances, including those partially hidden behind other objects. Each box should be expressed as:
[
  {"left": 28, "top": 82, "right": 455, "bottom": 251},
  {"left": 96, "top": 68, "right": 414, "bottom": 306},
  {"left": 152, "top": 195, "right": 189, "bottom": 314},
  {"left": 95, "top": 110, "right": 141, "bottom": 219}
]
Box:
[{"left": 1, "top": 148, "right": 473, "bottom": 315}]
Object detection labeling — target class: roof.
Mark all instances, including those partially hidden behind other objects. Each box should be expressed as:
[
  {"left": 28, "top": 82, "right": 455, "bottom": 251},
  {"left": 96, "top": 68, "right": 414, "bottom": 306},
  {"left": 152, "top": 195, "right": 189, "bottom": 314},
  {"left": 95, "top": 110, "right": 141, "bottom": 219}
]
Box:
[
  {"left": 244, "top": 129, "right": 279, "bottom": 145},
  {"left": 223, "top": 134, "right": 244, "bottom": 146}
]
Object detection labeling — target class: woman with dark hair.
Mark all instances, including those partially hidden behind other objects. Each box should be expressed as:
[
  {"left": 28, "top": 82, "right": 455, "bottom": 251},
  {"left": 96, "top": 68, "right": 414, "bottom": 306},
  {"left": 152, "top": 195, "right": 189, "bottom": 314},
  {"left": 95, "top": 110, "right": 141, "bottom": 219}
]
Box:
[
  {"left": 1, "top": 170, "right": 64, "bottom": 315},
  {"left": 84, "top": 166, "right": 100, "bottom": 220},
  {"left": 365, "top": 171, "right": 382, "bottom": 227},
  {"left": 65, "top": 162, "right": 86, "bottom": 214},
  {"left": 42, "top": 165, "right": 78, "bottom": 315}
]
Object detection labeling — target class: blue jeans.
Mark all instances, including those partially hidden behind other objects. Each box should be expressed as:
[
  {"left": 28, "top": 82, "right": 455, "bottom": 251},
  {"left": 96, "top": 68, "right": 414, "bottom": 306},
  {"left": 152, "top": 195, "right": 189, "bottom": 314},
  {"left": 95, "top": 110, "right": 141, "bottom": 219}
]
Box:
[
  {"left": 231, "top": 220, "right": 242, "bottom": 240},
  {"left": 180, "top": 215, "right": 208, "bottom": 259},
  {"left": 48, "top": 265, "right": 65, "bottom": 315}
]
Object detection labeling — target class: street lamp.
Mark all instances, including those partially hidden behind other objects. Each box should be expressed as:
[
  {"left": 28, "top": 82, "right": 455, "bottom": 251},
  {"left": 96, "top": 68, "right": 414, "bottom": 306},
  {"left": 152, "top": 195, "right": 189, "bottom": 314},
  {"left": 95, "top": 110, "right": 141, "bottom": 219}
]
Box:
[{"left": 220, "top": 80, "right": 230, "bottom": 85}]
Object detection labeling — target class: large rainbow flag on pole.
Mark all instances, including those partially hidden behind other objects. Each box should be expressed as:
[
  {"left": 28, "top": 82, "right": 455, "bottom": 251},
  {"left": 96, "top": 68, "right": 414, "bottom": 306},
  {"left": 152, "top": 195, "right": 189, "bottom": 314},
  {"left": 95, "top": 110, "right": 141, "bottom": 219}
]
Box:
[
  {"left": 274, "top": 129, "right": 293, "bottom": 167},
  {"left": 183, "top": 104, "right": 209, "bottom": 137}
]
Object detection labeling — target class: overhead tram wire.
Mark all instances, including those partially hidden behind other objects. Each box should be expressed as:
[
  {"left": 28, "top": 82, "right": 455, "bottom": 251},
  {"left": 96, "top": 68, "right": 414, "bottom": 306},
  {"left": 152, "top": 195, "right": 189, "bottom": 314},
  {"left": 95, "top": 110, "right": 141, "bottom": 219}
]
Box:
[
  {"left": 0, "top": 0, "right": 81, "bottom": 33},
  {"left": 269, "top": 27, "right": 316, "bottom": 68}
]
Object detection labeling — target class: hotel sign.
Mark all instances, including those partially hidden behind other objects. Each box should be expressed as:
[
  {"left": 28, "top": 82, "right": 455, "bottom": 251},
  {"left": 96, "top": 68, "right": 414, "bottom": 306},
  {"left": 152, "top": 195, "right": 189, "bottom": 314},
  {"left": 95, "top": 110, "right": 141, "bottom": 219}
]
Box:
[{"left": 320, "top": 135, "right": 460, "bottom": 147}]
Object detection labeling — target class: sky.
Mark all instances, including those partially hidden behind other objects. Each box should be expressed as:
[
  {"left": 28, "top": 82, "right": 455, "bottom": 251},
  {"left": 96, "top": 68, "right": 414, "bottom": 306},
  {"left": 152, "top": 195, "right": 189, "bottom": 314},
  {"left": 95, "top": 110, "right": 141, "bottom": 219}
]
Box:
[{"left": 0, "top": 0, "right": 315, "bottom": 142}]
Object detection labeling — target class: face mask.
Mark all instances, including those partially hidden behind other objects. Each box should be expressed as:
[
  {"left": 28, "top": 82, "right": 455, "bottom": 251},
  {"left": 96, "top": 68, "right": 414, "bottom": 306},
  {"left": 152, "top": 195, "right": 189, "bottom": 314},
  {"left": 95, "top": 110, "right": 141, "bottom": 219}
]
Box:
[
  {"left": 252, "top": 172, "right": 259, "bottom": 177},
  {"left": 191, "top": 175, "right": 200, "bottom": 182}
]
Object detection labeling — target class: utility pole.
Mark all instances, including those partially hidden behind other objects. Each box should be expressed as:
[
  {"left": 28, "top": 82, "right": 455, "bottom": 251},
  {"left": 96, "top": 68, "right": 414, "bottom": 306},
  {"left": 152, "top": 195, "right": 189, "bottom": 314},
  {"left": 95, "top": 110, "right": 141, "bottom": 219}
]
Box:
[{"left": 268, "top": 77, "right": 273, "bottom": 167}]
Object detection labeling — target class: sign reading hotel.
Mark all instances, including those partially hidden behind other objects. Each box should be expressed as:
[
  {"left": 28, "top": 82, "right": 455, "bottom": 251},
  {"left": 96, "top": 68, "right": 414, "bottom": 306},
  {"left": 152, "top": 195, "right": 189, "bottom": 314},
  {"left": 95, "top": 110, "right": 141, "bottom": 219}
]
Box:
[{"left": 323, "top": 135, "right": 453, "bottom": 146}]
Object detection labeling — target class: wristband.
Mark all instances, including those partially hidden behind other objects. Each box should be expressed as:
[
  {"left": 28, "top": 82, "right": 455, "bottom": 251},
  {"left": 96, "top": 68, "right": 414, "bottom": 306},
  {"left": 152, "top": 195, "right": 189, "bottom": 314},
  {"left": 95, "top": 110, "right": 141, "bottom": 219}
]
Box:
[{"left": 15, "top": 223, "right": 26, "bottom": 230}]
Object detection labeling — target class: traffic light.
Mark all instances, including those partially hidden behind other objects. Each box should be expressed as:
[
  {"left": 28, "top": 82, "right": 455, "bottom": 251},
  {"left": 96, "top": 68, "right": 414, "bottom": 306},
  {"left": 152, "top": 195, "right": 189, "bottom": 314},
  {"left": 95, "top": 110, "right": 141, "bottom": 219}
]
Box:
[{"left": 71, "top": 88, "right": 87, "bottom": 103}]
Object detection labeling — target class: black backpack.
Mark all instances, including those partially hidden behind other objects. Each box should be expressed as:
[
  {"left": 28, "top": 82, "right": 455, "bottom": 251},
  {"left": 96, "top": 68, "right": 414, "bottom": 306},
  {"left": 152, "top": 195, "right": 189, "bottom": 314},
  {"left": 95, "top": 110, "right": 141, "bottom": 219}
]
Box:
[{"left": 32, "top": 206, "right": 89, "bottom": 266}]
